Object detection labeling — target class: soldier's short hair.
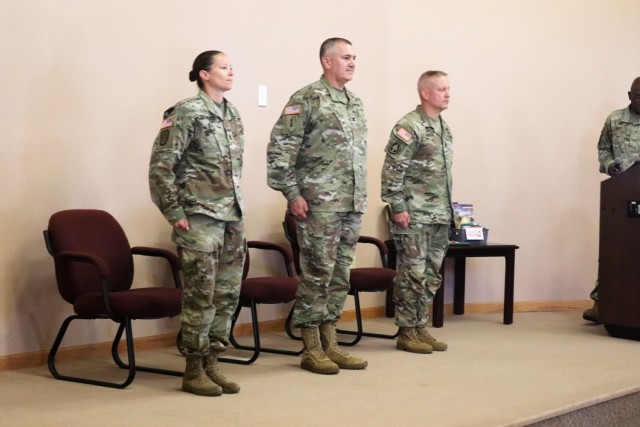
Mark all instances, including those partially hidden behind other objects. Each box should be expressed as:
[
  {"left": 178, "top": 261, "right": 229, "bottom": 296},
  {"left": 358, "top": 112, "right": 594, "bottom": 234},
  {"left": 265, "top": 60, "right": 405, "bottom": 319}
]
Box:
[
  {"left": 189, "top": 50, "right": 223, "bottom": 89},
  {"left": 417, "top": 70, "right": 448, "bottom": 92},
  {"left": 319, "top": 38, "right": 352, "bottom": 59}
]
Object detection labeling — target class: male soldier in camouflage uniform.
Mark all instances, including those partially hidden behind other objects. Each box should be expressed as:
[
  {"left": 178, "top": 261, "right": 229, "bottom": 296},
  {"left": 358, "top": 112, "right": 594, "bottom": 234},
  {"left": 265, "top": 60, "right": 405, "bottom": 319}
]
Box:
[
  {"left": 149, "top": 51, "right": 245, "bottom": 396},
  {"left": 267, "top": 37, "right": 368, "bottom": 374},
  {"left": 381, "top": 71, "right": 453, "bottom": 354},
  {"left": 583, "top": 76, "right": 640, "bottom": 323}
]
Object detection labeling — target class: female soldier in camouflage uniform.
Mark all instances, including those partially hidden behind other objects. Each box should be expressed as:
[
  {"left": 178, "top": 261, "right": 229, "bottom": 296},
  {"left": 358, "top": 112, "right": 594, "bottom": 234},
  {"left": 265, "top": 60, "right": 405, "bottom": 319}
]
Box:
[{"left": 149, "top": 51, "right": 245, "bottom": 396}]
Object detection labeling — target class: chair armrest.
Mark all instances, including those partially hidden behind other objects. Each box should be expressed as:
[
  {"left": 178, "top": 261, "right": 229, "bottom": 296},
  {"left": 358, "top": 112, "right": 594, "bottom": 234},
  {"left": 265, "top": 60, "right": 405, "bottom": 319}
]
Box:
[
  {"left": 248, "top": 241, "right": 293, "bottom": 264},
  {"left": 247, "top": 240, "right": 295, "bottom": 277},
  {"left": 56, "top": 250, "right": 111, "bottom": 278},
  {"left": 357, "top": 235, "right": 391, "bottom": 268},
  {"left": 131, "top": 246, "right": 182, "bottom": 289},
  {"left": 56, "top": 250, "right": 117, "bottom": 317},
  {"left": 357, "top": 235, "right": 388, "bottom": 255},
  {"left": 131, "top": 246, "right": 181, "bottom": 271}
]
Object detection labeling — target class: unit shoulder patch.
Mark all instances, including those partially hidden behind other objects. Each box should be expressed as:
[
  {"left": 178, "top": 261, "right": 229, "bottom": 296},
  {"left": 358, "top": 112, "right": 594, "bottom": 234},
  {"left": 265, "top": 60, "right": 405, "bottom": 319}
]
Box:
[{"left": 159, "top": 129, "right": 169, "bottom": 146}]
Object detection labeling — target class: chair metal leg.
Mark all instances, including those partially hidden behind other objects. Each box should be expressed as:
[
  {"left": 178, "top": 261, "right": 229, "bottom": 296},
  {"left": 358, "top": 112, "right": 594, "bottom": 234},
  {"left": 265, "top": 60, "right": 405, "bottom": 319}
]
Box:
[
  {"left": 336, "top": 291, "right": 364, "bottom": 346},
  {"left": 283, "top": 291, "right": 399, "bottom": 345},
  {"left": 112, "top": 319, "right": 183, "bottom": 378},
  {"left": 220, "top": 302, "right": 302, "bottom": 365},
  {"left": 226, "top": 303, "right": 244, "bottom": 349},
  {"left": 176, "top": 328, "right": 186, "bottom": 356},
  {"left": 48, "top": 315, "right": 136, "bottom": 389},
  {"left": 220, "top": 303, "right": 260, "bottom": 364},
  {"left": 337, "top": 291, "right": 399, "bottom": 346},
  {"left": 284, "top": 304, "right": 301, "bottom": 341}
]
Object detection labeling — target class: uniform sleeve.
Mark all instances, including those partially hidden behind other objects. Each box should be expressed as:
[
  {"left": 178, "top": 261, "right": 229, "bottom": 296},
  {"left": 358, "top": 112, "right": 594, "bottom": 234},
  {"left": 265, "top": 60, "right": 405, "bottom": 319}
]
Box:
[
  {"left": 229, "top": 104, "right": 245, "bottom": 154},
  {"left": 381, "top": 124, "right": 417, "bottom": 213},
  {"left": 597, "top": 116, "right": 614, "bottom": 175},
  {"left": 148, "top": 107, "right": 190, "bottom": 224},
  {"left": 266, "top": 94, "right": 311, "bottom": 204}
]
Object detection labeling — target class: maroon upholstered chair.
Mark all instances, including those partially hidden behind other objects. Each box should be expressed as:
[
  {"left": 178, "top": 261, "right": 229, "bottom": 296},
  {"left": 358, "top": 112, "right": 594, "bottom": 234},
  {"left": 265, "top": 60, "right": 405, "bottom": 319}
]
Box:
[
  {"left": 219, "top": 240, "right": 302, "bottom": 364},
  {"left": 43, "top": 209, "right": 183, "bottom": 388},
  {"left": 283, "top": 213, "right": 399, "bottom": 346}
]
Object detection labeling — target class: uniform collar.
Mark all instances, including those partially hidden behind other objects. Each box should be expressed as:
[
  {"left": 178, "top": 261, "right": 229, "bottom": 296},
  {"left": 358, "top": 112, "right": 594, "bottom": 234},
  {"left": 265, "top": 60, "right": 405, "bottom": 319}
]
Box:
[
  {"left": 198, "top": 90, "right": 228, "bottom": 118},
  {"left": 625, "top": 105, "right": 640, "bottom": 123},
  {"left": 415, "top": 105, "right": 441, "bottom": 127},
  {"left": 320, "top": 75, "right": 350, "bottom": 104}
]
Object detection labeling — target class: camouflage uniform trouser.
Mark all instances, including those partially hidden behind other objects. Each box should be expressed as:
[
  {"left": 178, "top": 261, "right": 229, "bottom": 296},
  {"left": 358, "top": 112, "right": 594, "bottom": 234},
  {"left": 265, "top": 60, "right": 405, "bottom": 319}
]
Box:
[
  {"left": 391, "top": 222, "right": 450, "bottom": 327},
  {"left": 172, "top": 214, "right": 246, "bottom": 356},
  {"left": 292, "top": 212, "right": 361, "bottom": 327}
]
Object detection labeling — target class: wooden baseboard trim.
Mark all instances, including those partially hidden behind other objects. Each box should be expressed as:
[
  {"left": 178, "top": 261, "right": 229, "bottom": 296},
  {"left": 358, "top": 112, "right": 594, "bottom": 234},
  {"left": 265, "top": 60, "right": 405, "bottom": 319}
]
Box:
[
  {"left": 0, "top": 333, "right": 179, "bottom": 372},
  {"left": 0, "top": 300, "right": 592, "bottom": 372},
  {"left": 448, "top": 300, "right": 593, "bottom": 315}
]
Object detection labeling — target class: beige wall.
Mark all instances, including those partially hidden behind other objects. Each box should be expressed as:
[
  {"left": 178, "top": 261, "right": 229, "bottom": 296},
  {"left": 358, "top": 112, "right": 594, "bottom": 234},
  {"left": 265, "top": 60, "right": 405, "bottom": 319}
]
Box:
[{"left": 1, "top": 0, "right": 639, "bottom": 357}]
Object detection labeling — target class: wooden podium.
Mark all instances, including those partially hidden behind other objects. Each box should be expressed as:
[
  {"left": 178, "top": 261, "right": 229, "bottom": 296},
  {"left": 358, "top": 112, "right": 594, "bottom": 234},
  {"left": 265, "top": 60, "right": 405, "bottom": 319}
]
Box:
[{"left": 598, "top": 164, "right": 640, "bottom": 340}]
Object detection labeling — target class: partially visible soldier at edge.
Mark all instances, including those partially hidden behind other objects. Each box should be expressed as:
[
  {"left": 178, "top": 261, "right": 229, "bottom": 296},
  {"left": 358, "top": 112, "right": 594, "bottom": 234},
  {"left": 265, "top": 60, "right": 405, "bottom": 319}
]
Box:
[
  {"left": 266, "top": 37, "right": 368, "bottom": 375},
  {"left": 148, "top": 50, "right": 246, "bottom": 396},
  {"left": 583, "top": 76, "right": 640, "bottom": 323},
  {"left": 381, "top": 70, "right": 453, "bottom": 354}
]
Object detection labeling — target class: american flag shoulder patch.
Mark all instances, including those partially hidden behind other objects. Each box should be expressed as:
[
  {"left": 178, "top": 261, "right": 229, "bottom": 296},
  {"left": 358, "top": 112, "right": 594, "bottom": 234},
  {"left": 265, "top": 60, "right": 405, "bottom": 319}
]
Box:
[
  {"left": 284, "top": 105, "right": 301, "bottom": 115},
  {"left": 160, "top": 115, "right": 174, "bottom": 129},
  {"left": 394, "top": 127, "right": 413, "bottom": 144}
]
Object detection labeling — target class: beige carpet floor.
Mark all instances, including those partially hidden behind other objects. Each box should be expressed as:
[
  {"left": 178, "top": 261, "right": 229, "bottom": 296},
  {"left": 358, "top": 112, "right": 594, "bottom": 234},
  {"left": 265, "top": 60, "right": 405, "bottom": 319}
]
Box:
[{"left": 1, "top": 310, "right": 639, "bottom": 427}]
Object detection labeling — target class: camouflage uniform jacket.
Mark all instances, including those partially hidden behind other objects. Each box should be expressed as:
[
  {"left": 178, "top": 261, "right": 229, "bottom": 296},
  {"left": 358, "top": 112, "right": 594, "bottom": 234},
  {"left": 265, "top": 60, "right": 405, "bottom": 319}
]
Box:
[
  {"left": 598, "top": 106, "right": 640, "bottom": 175},
  {"left": 381, "top": 105, "right": 453, "bottom": 224},
  {"left": 267, "top": 75, "right": 367, "bottom": 213},
  {"left": 149, "top": 90, "right": 244, "bottom": 224}
]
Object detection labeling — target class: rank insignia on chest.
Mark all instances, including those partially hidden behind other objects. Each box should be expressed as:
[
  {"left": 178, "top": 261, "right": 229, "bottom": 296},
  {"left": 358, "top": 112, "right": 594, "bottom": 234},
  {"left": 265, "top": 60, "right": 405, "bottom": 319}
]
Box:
[
  {"left": 160, "top": 115, "right": 174, "bottom": 129},
  {"left": 284, "top": 105, "right": 301, "bottom": 115},
  {"left": 394, "top": 127, "right": 413, "bottom": 144}
]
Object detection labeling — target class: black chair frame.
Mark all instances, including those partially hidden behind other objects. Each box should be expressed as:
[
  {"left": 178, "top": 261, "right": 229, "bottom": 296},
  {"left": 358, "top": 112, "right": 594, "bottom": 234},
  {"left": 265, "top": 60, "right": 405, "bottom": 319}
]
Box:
[
  {"left": 221, "top": 300, "right": 301, "bottom": 364},
  {"left": 335, "top": 236, "right": 399, "bottom": 346},
  {"left": 218, "top": 241, "right": 303, "bottom": 364},
  {"left": 282, "top": 215, "right": 399, "bottom": 347},
  {"left": 44, "top": 229, "right": 183, "bottom": 389}
]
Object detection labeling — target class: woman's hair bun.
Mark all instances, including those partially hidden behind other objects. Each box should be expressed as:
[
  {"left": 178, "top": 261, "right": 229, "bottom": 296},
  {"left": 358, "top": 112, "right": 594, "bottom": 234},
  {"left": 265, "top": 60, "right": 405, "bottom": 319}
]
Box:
[{"left": 188, "top": 70, "right": 197, "bottom": 82}]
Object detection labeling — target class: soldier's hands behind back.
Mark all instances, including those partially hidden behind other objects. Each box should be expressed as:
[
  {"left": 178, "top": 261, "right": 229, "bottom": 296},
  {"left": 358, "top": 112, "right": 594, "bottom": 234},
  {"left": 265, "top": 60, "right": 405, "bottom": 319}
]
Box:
[{"left": 608, "top": 162, "right": 621, "bottom": 176}]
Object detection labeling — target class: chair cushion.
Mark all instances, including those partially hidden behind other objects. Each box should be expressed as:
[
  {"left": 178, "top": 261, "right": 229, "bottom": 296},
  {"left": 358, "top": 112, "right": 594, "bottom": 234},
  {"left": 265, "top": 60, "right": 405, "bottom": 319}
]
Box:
[
  {"left": 74, "top": 287, "right": 182, "bottom": 318},
  {"left": 241, "top": 277, "right": 298, "bottom": 304},
  {"left": 48, "top": 210, "right": 135, "bottom": 302},
  {"left": 349, "top": 267, "right": 396, "bottom": 292}
]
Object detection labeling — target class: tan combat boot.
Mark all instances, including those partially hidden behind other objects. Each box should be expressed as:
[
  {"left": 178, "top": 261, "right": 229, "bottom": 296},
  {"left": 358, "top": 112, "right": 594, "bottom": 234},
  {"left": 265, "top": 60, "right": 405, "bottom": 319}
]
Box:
[
  {"left": 319, "top": 323, "right": 368, "bottom": 370},
  {"left": 182, "top": 355, "right": 223, "bottom": 396},
  {"left": 416, "top": 326, "right": 448, "bottom": 351},
  {"left": 204, "top": 352, "right": 240, "bottom": 394},
  {"left": 300, "top": 326, "right": 340, "bottom": 375},
  {"left": 397, "top": 327, "right": 433, "bottom": 354}
]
